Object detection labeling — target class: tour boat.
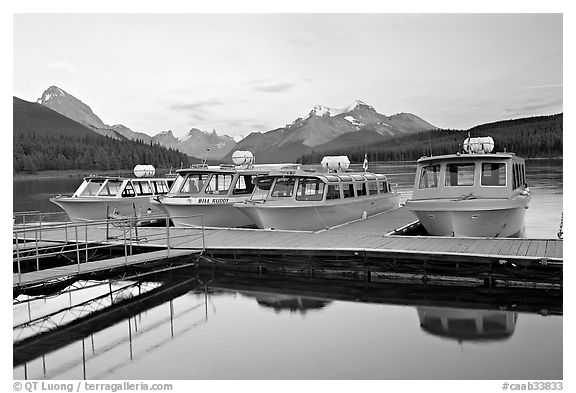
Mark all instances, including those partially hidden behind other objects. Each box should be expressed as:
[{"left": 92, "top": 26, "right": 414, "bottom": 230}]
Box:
[
  {"left": 234, "top": 156, "right": 401, "bottom": 231},
  {"left": 404, "top": 137, "right": 530, "bottom": 237},
  {"left": 152, "top": 151, "right": 290, "bottom": 227},
  {"left": 50, "top": 165, "right": 175, "bottom": 222}
]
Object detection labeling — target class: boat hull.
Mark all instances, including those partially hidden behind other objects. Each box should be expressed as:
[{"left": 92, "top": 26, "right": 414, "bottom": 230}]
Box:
[
  {"left": 157, "top": 198, "right": 255, "bottom": 228},
  {"left": 236, "top": 193, "right": 401, "bottom": 231},
  {"left": 50, "top": 196, "right": 164, "bottom": 222},
  {"left": 404, "top": 197, "right": 530, "bottom": 237}
]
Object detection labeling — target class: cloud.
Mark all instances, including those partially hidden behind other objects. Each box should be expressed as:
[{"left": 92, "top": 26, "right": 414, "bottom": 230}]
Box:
[
  {"left": 516, "top": 84, "right": 563, "bottom": 90},
  {"left": 47, "top": 61, "right": 79, "bottom": 75},
  {"left": 505, "top": 98, "right": 563, "bottom": 113},
  {"left": 169, "top": 100, "right": 223, "bottom": 111},
  {"left": 252, "top": 82, "right": 295, "bottom": 93}
]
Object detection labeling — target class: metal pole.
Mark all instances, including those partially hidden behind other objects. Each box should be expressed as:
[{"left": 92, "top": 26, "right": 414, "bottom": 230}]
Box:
[
  {"left": 75, "top": 226, "right": 80, "bottom": 273},
  {"left": 201, "top": 215, "right": 205, "bottom": 252},
  {"left": 35, "top": 227, "right": 39, "bottom": 271},
  {"left": 39, "top": 212, "right": 43, "bottom": 241},
  {"left": 15, "top": 231, "right": 22, "bottom": 285},
  {"left": 22, "top": 214, "right": 26, "bottom": 247},
  {"left": 106, "top": 206, "right": 110, "bottom": 240},
  {"left": 166, "top": 217, "right": 170, "bottom": 257},
  {"left": 65, "top": 220, "right": 68, "bottom": 243},
  {"left": 129, "top": 220, "right": 133, "bottom": 256},
  {"left": 124, "top": 219, "right": 128, "bottom": 265},
  {"left": 85, "top": 223, "right": 89, "bottom": 263}
]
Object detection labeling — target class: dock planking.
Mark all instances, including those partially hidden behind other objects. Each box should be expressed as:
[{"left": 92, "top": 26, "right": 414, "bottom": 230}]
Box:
[
  {"left": 14, "top": 248, "right": 200, "bottom": 288},
  {"left": 13, "top": 207, "right": 562, "bottom": 289}
]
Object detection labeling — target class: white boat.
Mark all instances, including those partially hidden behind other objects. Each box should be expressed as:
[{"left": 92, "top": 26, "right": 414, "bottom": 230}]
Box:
[
  {"left": 404, "top": 136, "right": 530, "bottom": 237},
  {"left": 50, "top": 165, "right": 175, "bottom": 222},
  {"left": 153, "top": 151, "right": 292, "bottom": 227},
  {"left": 234, "top": 156, "right": 401, "bottom": 231}
]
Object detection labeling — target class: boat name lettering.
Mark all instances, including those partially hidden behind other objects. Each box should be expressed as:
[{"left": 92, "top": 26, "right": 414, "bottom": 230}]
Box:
[{"left": 198, "top": 198, "right": 229, "bottom": 204}]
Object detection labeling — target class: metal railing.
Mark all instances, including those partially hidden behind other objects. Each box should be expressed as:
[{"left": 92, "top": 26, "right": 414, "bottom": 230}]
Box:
[{"left": 13, "top": 212, "right": 206, "bottom": 286}]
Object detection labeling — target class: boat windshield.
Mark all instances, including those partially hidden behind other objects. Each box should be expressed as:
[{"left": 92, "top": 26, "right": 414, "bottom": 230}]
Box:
[
  {"left": 78, "top": 179, "right": 122, "bottom": 197},
  {"left": 205, "top": 174, "right": 234, "bottom": 195},
  {"left": 295, "top": 178, "right": 325, "bottom": 201},
  {"left": 482, "top": 163, "right": 507, "bottom": 187},
  {"left": 418, "top": 165, "right": 440, "bottom": 189},
  {"left": 251, "top": 177, "right": 274, "bottom": 200},
  {"left": 271, "top": 177, "right": 296, "bottom": 198},
  {"left": 446, "top": 163, "right": 475, "bottom": 187},
  {"left": 169, "top": 173, "right": 210, "bottom": 195},
  {"left": 78, "top": 179, "right": 105, "bottom": 196}
]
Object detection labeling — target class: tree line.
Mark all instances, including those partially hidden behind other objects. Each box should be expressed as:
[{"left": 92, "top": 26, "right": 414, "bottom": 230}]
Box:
[
  {"left": 13, "top": 132, "right": 194, "bottom": 173},
  {"left": 299, "top": 114, "right": 563, "bottom": 164}
]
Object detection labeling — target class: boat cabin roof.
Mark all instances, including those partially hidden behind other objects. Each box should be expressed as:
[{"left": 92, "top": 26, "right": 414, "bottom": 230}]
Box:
[
  {"left": 258, "top": 170, "right": 389, "bottom": 183},
  {"left": 416, "top": 152, "right": 521, "bottom": 165}
]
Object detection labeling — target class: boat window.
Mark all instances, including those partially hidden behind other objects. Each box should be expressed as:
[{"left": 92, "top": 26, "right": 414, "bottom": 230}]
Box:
[
  {"left": 378, "top": 181, "right": 389, "bottom": 194},
  {"left": 482, "top": 163, "right": 506, "bottom": 186},
  {"left": 418, "top": 165, "right": 440, "bottom": 189},
  {"left": 205, "top": 174, "right": 234, "bottom": 195},
  {"left": 251, "top": 177, "right": 274, "bottom": 200},
  {"left": 79, "top": 180, "right": 105, "bottom": 196},
  {"left": 134, "top": 180, "right": 153, "bottom": 196},
  {"left": 337, "top": 175, "right": 352, "bottom": 182},
  {"left": 168, "top": 176, "right": 186, "bottom": 195},
  {"left": 180, "top": 174, "right": 209, "bottom": 194},
  {"left": 122, "top": 182, "right": 136, "bottom": 197},
  {"left": 351, "top": 175, "right": 365, "bottom": 181},
  {"left": 98, "top": 180, "right": 122, "bottom": 196},
  {"left": 342, "top": 183, "right": 355, "bottom": 198},
  {"left": 324, "top": 175, "right": 340, "bottom": 182},
  {"left": 326, "top": 184, "right": 341, "bottom": 200},
  {"left": 233, "top": 175, "right": 255, "bottom": 195},
  {"left": 368, "top": 181, "right": 379, "bottom": 195},
  {"left": 364, "top": 174, "right": 377, "bottom": 181},
  {"left": 271, "top": 177, "right": 296, "bottom": 198},
  {"left": 296, "top": 178, "right": 325, "bottom": 201},
  {"left": 153, "top": 180, "right": 169, "bottom": 194},
  {"left": 355, "top": 182, "right": 367, "bottom": 196},
  {"left": 446, "top": 163, "right": 475, "bottom": 186}
]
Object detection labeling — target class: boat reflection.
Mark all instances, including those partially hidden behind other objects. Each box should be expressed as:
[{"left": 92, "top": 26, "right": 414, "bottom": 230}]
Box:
[
  {"left": 417, "top": 307, "right": 517, "bottom": 342},
  {"left": 13, "top": 269, "right": 561, "bottom": 379},
  {"left": 253, "top": 294, "right": 331, "bottom": 314}
]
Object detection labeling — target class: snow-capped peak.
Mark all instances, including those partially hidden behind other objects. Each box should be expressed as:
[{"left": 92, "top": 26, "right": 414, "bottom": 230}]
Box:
[
  {"left": 309, "top": 100, "right": 373, "bottom": 117},
  {"left": 37, "top": 85, "right": 67, "bottom": 104}
]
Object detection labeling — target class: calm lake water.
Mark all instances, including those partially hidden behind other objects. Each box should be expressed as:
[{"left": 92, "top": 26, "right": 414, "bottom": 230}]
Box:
[{"left": 12, "top": 159, "right": 563, "bottom": 380}]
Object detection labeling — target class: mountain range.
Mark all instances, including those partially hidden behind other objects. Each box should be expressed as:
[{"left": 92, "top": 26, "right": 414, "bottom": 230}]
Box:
[
  {"left": 33, "top": 86, "right": 437, "bottom": 163},
  {"left": 225, "top": 100, "right": 437, "bottom": 163},
  {"left": 36, "top": 86, "right": 236, "bottom": 160}
]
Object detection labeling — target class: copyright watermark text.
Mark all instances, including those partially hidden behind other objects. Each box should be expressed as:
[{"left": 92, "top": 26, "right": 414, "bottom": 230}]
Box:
[{"left": 13, "top": 382, "right": 173, "bottom": 393}]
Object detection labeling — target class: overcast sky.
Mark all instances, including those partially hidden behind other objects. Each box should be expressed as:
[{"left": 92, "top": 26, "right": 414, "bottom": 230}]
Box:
[{"left": 13, "top": 13, "right": 562, "bottom": 139}]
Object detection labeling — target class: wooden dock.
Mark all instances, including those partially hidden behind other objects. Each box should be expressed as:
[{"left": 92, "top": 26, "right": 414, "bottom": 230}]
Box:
[
  {"left": 13, "top": 207, "right": 562, "bottom": 290},
  {"left": 13, "top": 248, "right": 201, "bottom": 289}
]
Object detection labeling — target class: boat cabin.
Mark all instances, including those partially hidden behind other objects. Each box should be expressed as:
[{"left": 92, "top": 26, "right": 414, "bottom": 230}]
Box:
[
  {"left": 250, "top": 172, "right": 393, "bottom": 203},
  {"left": 412, "top": 152, "right": 527, "bottom": 201},
  {"left": 73, "top": 176, "right": 174, "bottom": 198},
  {"left": 166, "top": 168, "right": 260, "bottom": 198}
]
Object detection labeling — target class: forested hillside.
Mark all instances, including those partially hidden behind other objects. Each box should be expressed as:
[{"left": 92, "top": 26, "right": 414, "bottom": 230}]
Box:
[
  {"left": 299, "top": 114, "right": 562, "bottom": 164},
  {"left": 13, "top": 97, "right": 195, "bottom": 173}
]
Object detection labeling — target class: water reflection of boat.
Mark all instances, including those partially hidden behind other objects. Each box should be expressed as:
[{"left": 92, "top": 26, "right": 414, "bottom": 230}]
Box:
[
  {"left": 404, "top": 137, "right": 531, "bottom": 237},
  {"left": 50, "top": 165, "right": 175, "bottom": 222},
  {"left": 252, "top": 294, "right": 331, "bottom": 314},
  {"left": 234, "top": 156, "right": 401, "bottom": 231},
  {"left": 417, "top": 306, "right": 517, "bottom": 342}
]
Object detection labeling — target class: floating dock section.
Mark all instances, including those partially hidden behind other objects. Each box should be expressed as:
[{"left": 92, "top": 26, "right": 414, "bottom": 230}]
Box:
[{"left": 13, "top": 208, "right": 562, "bottom": 290}]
